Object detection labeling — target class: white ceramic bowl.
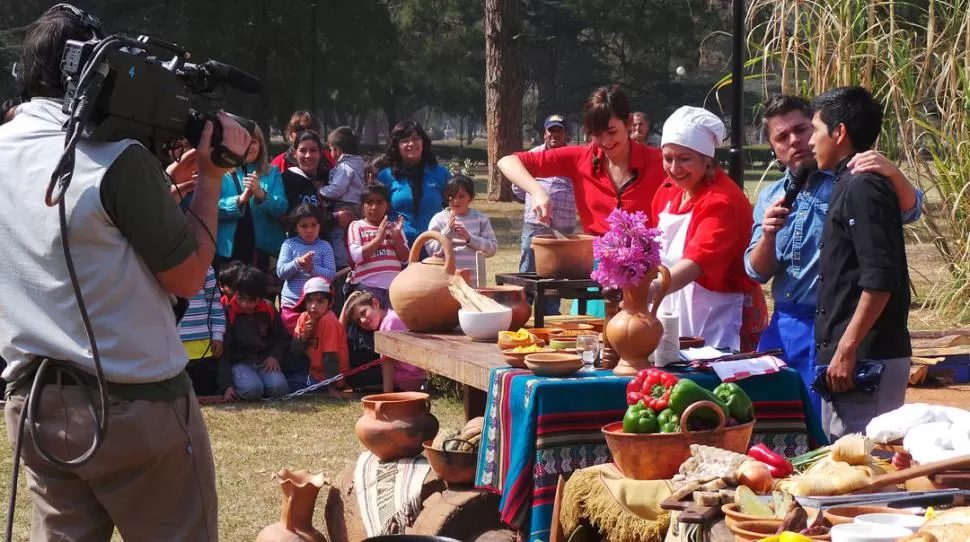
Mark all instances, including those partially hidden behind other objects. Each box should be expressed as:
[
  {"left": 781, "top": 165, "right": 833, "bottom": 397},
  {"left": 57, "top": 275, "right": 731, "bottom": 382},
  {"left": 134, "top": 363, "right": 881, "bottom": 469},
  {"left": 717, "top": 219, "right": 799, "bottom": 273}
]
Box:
[
  {"left": 854, "top": 512, "right": 925, "bottom": 533},
  {"left": 830, "top": 522, "right": 914, "bottom": 542},
  {"left": 458, "top": 308, "right": 513, "bottom": 341}
]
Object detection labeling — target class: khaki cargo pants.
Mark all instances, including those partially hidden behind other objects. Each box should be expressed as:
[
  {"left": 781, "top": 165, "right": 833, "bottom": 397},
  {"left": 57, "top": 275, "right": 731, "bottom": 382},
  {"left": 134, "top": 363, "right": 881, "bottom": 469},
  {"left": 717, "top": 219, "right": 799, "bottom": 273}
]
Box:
[{"left": 4, "top": 384, "right": 217, "bottom": 541}]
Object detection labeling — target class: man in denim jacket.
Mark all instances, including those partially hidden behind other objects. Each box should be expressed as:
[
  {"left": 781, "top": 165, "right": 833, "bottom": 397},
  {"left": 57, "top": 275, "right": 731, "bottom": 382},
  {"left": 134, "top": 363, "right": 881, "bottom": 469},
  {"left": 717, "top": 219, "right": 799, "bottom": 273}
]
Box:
[{"left": 744, "top": 95, "right": 922, "bottom": 415}]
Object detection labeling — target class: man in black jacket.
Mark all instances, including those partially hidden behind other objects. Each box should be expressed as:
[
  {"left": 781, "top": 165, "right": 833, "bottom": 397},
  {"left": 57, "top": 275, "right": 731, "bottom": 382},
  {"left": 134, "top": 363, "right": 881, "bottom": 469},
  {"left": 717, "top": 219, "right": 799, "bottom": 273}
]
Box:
[{"left": 809, "top": 86, "right": 912, "bottom": 439}]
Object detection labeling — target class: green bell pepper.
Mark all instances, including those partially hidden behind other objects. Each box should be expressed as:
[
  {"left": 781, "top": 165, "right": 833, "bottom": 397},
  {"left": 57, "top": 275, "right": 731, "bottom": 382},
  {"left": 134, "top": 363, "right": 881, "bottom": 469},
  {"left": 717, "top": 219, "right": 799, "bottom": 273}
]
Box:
[
  {"left": 657, "top": 408, "right": 680, "bottom": 433},
  {"left": 621, "top": 401, "right": 659, "bottom": 434},
  {"left": 667, "top": 378, "right": 729, "bottom": 424},
  {"left": 713, "top": 382, "right": 754, "bottom": 423}
]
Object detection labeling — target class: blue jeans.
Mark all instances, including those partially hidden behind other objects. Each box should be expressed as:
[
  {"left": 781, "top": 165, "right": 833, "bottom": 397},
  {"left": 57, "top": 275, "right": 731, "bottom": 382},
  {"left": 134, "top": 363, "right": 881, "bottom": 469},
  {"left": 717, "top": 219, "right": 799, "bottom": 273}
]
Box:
[
  {"left": 232, "top": 364, "right": 289, "bottom": 400},
  {"left": 519, "top": 222, "right": 570, "bottom": 316}
]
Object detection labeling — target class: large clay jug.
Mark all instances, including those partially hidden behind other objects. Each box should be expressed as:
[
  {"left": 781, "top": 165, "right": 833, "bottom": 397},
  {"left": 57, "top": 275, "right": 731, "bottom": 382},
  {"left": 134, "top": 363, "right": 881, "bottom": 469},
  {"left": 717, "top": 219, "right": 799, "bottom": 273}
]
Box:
[
  {"left": 389, "top": 231, "right": 461, "bottom": 332},
  {"left": 354, "top": 392, "right": 440, "bottom": 461},
  {"left": 256, "top": 469, "right": 328, "bottom": 542},
  {"left": 606, "top": 265, "right": 670, "bottom": 376}
]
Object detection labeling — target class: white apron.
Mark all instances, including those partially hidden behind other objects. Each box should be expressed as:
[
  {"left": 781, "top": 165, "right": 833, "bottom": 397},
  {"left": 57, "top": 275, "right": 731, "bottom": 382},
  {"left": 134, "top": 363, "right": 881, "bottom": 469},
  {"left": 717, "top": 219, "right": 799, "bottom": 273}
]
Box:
[{"left": 657, "top": 202, "right": 743, "bottom": 351}]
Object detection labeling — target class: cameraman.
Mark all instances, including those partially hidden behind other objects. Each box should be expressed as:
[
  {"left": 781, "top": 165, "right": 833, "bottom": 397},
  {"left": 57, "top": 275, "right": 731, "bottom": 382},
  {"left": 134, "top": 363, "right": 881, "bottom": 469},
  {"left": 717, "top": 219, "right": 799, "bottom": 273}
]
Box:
[{"left": 0, "top": 7, "right": 250, "bottom": 541}]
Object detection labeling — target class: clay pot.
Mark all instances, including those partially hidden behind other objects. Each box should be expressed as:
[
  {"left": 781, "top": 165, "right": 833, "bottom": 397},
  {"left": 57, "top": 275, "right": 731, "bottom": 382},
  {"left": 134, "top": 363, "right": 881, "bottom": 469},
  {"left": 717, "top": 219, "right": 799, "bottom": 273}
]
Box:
[
  {"left": 422, "top": 440, "right": 477, "bottom": 486},
  {"left": 389, "top": 231, "right": 461, "bottom": 332},
  {"left": 256, "top": 469, "right": 328, "bottom": 542},
  {"left": 354, "top": 392, "right": 439, "bottom": 461},
  {"left": 531, "top": 234, "right": 595, "bottom": 279},
  {"left": 476, "top": 285, "right": 530, "bottom": 330},
  {"left": 605, "top": 266, "right": 670, "bottom": 376}
]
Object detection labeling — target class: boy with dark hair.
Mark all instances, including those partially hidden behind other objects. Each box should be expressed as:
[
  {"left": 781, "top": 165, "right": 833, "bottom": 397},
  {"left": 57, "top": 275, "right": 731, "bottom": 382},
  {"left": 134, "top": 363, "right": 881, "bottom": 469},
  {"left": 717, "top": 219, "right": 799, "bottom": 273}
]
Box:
[
  {"left": 809, "top": 86, "right": 912, "bottom": 439},
  {"left": 323, "top": 125, "right": 366, "bottom": 269},
  {"left": 218, "top": 266, "right": 290, "bottom": 400}
]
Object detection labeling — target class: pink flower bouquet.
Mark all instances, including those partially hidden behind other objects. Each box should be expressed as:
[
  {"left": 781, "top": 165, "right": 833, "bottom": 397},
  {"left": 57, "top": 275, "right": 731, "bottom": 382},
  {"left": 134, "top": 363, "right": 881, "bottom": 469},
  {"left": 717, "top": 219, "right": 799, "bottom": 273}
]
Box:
[{"left": 590, "top": 209, "right": 663, "bottom": 289}]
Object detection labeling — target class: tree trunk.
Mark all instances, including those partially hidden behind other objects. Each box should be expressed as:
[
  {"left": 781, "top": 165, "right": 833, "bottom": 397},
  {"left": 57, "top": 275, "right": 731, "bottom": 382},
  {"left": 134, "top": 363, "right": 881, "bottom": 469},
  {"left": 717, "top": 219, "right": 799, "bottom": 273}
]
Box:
[{"left": 484, "top": 0, "right": 522, "bottom": 201}]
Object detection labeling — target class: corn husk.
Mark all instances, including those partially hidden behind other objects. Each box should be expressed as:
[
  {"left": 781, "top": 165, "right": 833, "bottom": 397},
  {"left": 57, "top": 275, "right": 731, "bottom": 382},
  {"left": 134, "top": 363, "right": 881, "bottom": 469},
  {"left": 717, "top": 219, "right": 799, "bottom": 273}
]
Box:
[
  {"left": 831, "top": 433, "right": 874, "bottom": 466},
  {"left": 775, "top": 457, "right": 875, "bottom": 496}
]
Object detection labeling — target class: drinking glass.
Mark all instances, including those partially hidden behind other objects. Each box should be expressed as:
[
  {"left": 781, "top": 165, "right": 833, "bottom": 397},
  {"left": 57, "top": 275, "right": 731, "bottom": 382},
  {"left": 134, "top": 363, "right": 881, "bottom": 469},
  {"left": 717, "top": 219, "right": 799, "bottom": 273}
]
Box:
[{"left": 575, "top": 333, "right": 600, "bottom": 372}]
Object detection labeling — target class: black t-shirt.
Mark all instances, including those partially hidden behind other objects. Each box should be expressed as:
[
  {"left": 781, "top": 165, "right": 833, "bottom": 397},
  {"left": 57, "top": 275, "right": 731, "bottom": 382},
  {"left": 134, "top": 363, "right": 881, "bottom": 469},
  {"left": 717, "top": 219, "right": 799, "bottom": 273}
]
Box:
[
  {"left": 281, "top": 167, "right": 323, "bottom": 214},
  {"left": 814, "top": 157, "right": 912, "bottom": 365}
]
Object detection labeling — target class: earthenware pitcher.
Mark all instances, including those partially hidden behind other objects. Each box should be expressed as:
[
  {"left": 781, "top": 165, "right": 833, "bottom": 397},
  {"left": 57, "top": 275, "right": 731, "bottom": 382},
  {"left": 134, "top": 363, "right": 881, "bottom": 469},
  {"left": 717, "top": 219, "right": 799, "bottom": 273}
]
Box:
[
  {"left": 255, "top": 469, "right": 328, "bottom": 542},
  {"left": 389, "top": 231, "right": 461, "bottom": 332},
  {"left": 605, "top": 265, "right": 670, "bottom": 376}
]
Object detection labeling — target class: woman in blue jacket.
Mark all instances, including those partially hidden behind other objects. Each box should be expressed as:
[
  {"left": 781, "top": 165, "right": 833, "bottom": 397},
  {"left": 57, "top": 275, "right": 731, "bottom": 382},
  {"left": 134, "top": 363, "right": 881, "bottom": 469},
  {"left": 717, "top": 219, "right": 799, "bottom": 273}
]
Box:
[
  {"left": 217, "top": 126, "right": 288, "bottom": 272},
  {"left": 377, "top": 121, "right": 450, "bottom": 246}
]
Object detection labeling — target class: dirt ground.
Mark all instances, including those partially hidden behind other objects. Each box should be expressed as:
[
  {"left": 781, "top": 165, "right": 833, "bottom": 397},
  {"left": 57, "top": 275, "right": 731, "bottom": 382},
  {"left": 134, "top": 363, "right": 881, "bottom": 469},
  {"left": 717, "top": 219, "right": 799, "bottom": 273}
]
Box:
[{"left": 906, "top": 383, "right": 970, "bottom": 409}]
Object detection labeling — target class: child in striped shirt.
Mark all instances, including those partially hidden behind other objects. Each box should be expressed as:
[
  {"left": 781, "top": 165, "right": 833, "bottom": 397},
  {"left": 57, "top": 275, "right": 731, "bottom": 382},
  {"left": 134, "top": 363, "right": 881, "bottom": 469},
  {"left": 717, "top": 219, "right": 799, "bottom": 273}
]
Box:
[
  {"left": 425, "top": 175, "right": 498, "bottom": 287},
  {"left": 347, "top": 183, "right": 409, "bottom": 308},
  {"left": 277, "top": 203, "right": 337, "bottom": 334},
  {"left": 178, "top": 265, "right": 226, "bottom": 396}
]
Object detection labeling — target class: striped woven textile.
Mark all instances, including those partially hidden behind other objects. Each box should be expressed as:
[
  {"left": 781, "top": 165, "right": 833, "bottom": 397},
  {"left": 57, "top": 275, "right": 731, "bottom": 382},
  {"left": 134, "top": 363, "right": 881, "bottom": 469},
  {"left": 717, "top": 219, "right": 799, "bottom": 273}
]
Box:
[{"left": 474, "top": 367, "right": 826, "bottom": 542}]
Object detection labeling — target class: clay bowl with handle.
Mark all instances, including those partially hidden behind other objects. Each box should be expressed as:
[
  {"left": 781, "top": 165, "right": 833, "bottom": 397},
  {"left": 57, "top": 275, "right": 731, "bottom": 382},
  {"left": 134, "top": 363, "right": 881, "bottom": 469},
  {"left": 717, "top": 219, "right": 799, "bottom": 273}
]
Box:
[
  {"left": 602, "top": 400, "right": 754, "bottom": 480},
  {"left": 422, "top": 439, "right": 477, "bottom": 486}
]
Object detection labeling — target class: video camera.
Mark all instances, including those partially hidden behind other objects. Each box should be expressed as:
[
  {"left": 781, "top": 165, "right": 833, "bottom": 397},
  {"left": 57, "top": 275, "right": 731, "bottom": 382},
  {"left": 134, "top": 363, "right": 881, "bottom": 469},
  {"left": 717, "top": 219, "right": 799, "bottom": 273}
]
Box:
[{"left": 59, "top": 33, "right": 261, "bottom": 167}]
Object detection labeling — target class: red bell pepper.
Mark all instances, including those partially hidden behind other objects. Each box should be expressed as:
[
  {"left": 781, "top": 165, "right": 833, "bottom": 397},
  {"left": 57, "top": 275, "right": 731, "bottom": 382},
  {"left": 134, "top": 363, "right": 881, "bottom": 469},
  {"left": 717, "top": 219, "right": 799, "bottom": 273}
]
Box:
[
  {"left": 747, "top": 443, "right": 793, "bottom": 477},
  {"left": 638, "top": 368, "right": 679, "bottom": 411},
  {"left": 626, "top": 370, "right": 648, "bottom": 405}
]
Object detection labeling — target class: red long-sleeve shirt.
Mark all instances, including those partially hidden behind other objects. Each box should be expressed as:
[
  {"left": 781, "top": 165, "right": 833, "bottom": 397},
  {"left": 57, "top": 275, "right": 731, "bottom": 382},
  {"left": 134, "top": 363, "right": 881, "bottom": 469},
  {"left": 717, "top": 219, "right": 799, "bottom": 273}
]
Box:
[
  {"left": 515, "top": 141, "right": 666, "bottom": 234},
  {"left": 649, "top": 169, "right": 754, "bottom": 293}
]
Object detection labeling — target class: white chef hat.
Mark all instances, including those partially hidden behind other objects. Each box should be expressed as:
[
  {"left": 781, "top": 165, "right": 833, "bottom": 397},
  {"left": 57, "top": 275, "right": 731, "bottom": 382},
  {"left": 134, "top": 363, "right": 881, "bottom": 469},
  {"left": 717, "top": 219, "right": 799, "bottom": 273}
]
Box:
[{"left": 661, "top": 106, "right": 726, "bottom": 158}]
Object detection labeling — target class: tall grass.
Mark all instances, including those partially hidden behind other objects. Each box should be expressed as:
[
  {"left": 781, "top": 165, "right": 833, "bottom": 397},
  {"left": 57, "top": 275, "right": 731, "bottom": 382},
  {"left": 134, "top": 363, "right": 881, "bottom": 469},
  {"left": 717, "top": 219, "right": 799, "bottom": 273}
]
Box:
[{"left": 745, "top": 0, "right": 970, "bottom": 322}]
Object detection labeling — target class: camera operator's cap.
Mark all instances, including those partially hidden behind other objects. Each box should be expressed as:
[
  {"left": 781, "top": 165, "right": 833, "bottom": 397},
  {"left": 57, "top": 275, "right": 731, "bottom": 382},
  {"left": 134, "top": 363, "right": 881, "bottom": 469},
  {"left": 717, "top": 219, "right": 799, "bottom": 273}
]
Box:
[
  {"left": 294, "top": 276, "right": 333, "bottom": 311},
  {"left": 661, "top": 106, "right": 725, "bottom": 158},
  {"left": 544, "top": 114, "right": 566, "bottom": 130}
]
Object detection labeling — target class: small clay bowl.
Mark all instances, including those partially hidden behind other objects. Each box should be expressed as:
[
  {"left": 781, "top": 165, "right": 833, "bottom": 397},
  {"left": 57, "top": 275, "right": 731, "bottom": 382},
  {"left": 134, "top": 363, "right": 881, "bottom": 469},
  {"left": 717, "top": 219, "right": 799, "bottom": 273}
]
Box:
[
  {"left": 524, "top": 353, "right": 583, "bottom": 377},
  {"left": 722, "top": 503, "right": 820, "bottom": 530},
  {"left": 502, "top": 347, "right": 554, "bottom": 368},
  {"left": 730, "top": 519, "right": 830, "bottom": 541},
  {"left": 680, "top": 336, "right": 706, "bottom": 349},
  {"left": 824, "top": 505, "right": 912, "bottom": 526}
]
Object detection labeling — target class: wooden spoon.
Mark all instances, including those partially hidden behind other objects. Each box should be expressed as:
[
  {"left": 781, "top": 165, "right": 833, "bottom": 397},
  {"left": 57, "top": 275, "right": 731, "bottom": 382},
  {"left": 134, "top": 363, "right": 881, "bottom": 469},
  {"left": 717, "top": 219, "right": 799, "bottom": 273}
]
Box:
[
  {"left": 850, "top": 454, "right": 970, "bottom": 494},
  {"left": 550, "top": 228, "right": 569, "bottom": 240}
]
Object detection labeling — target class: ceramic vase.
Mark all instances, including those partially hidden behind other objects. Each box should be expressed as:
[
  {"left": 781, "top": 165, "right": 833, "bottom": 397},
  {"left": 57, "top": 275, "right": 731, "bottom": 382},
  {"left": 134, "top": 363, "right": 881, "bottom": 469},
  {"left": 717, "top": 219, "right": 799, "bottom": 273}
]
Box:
[
  {"left": 255, "top": 469, "right": 328, "bottom": 542},
  {"left": 354, "top": 392, "right": 439, "bottom": 460},
  {"left": 605, "top": 265, "right": 671, "bottom": 376}
]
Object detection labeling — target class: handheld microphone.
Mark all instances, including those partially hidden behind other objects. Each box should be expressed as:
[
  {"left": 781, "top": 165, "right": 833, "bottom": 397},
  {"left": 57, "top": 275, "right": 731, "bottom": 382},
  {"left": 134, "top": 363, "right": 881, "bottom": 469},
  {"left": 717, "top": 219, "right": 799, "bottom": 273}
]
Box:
[{"left": 781, "top": 159, "right": 817, "bottom": 209}]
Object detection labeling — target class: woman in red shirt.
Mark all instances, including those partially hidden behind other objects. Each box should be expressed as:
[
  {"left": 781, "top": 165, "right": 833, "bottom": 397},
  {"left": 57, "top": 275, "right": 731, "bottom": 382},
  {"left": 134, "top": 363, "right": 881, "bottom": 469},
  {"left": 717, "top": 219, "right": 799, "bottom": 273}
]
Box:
[
  {"left": 648, "top": 106, "right": 766, "bottom": 351},
  {"left": 497, "top": 85, "right": 666, "bottom": 235}
]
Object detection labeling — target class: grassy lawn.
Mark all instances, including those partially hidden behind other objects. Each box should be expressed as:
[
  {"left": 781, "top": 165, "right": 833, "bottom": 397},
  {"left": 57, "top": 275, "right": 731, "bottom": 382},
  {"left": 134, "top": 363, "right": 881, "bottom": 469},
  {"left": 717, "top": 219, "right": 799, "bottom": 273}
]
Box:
[{"left": 0, "top": 171, "right": 954, "bottom": 539}]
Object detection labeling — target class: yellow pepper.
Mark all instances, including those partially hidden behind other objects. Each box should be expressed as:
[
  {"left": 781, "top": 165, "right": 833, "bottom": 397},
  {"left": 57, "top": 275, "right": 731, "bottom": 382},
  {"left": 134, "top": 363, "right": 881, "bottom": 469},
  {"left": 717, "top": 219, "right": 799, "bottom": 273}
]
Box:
[
  {"left": 779, "top": 532, "right": 813, "bottom": 542},
  {"left": 756, "top": 536, "right": 780, "bottom": 542}
]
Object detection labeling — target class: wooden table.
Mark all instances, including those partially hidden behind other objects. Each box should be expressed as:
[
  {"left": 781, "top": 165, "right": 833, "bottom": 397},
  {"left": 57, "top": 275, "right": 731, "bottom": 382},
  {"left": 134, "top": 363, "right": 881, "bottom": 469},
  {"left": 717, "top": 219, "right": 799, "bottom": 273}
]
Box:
[{"left": 374, "top": 330, "right": 505, "bottom": 419}]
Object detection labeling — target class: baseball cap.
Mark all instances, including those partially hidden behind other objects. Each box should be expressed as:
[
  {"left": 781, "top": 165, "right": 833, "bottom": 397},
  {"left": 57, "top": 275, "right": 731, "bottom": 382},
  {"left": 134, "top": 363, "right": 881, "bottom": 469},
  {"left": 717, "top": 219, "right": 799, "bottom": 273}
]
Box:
[
  {"left": 544, "top": 114, "right": 566, "bottom": 130},
  {"left": 294, "top": 276, "right": 333, "bottom": 311}
]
